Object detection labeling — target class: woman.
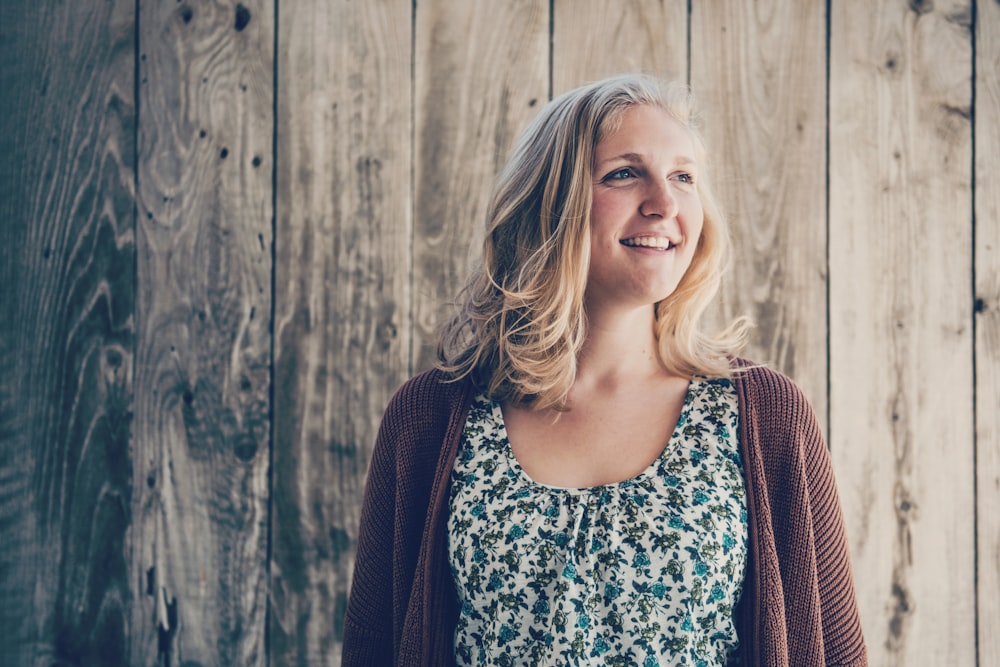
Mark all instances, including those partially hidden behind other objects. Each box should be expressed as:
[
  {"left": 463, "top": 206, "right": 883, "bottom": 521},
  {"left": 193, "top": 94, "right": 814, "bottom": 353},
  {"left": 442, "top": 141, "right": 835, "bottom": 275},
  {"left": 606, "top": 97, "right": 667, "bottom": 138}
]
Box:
[{"left": 342, "top": 74, "right": 867, "bottom": 666}]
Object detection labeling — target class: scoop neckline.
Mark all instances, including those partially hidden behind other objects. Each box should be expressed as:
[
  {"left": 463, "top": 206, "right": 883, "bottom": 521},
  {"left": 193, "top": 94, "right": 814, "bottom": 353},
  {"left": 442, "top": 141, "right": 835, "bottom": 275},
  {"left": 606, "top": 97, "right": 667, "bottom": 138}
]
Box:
[{"left": 489, "top": 378, "right": 699, "bottom": 494}]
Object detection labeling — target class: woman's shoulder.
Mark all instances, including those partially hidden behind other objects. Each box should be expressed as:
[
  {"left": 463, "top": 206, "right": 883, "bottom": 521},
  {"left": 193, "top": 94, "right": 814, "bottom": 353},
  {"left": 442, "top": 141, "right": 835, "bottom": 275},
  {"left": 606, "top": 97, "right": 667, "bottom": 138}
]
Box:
[
  {"left": 730, "top": 357, "right": 810, "bottom": 404},
  {"left": 381, "top": 367, "right": 475, "bottom": 432},
  {"left": 387, "top": 366, "right": 470, "bottom": 405},
  {"left": 729, "top": 357, "right": 817, "bottom": 432},
  {"left": 369, "top": 368, "right": 477, "bottom": 480}
]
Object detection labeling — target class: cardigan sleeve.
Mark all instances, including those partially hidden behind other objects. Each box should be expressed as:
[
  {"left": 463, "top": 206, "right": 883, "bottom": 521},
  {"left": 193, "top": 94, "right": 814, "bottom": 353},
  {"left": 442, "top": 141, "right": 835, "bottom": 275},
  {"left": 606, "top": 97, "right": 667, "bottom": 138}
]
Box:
[
  {"left": 342, "top": 369, "right": 470, "bottom": 666},
  {"left": 798, "top": 395, "right": 868, "bottom": 666},
  {"left": 341, "top": 386, "right": 403, "bottom": 666},
  {"left": 736, "top": 362, "right": 867, "bottom": 667}
]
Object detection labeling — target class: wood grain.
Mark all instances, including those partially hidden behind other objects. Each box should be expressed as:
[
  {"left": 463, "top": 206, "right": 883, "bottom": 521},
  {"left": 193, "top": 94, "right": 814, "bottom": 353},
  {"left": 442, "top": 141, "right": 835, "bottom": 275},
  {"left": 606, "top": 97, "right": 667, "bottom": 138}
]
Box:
[
  {"left": 552, "top": 0, "right": 688, "bottom": 94},
  {"left": 412, "top": 0, "right": 550, "bottom": 372},
  {"left": 1, "top": 3, "right": 996, "bottom": 665},
  {"left": 829, "top": 1, "right": 975, "bottom": 664},
  {"left": 270, "top": 1, "right": 412, "bottom": 663},
  {"left": 132, "top": 1, "right": 273, "bottom": 664},
  {"left": 691, "top": 0, "right": 830, "bottom": 434},
  {"left": 976, "top": 0, "right": 1000, "bottom": 664},
  {"left": 0, "top": 1, "right": 135, "bottom": 665}
]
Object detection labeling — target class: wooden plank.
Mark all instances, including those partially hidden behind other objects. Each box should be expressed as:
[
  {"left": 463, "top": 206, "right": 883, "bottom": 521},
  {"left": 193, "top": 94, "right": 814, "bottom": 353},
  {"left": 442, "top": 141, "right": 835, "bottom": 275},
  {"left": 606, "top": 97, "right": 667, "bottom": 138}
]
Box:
[
  {"left": 412, "top": 0, "right": 550, "bottom": 371},
  {"left": 270, "top": 2, "right": 412, "bottom": 664},
  {"left": 552, "top": 0, "right": 687, "bottom": 94},
  {"left": 131, "top": 1, "right": 273, "bottom": 664},
  {"left": 0, "top": 1, "right": 135, "bottom": 665},
  {"left": 976, "top": 0, "right": 1000, "bottom": 663},
  {"left": 829, "top": 1, "right": 975, "bottom": 664},
  {"left": 691, "top": 0, "right": 829, "bottom": 434}
]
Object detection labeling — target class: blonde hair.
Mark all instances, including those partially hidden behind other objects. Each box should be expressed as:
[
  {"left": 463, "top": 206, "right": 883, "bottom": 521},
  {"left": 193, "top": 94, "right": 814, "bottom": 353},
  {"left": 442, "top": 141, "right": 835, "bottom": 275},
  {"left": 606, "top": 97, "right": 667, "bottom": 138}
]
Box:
[{"left": 437, "top": 74, "right": 749, "bottom": 409}]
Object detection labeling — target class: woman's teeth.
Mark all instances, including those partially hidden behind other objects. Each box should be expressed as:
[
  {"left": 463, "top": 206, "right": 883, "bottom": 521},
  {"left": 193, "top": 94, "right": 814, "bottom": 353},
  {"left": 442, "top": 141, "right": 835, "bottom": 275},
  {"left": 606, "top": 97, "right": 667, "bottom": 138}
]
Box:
[{"left": 620, "top": 237, "right": 674, "bottom": 249}]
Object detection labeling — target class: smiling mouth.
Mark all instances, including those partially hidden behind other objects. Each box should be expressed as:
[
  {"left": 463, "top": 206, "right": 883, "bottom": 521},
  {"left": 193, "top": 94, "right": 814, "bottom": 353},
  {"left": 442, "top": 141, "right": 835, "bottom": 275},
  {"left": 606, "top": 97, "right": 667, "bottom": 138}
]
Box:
[{"left": 620, "top": 237, "right": 676, "bottom": 249}]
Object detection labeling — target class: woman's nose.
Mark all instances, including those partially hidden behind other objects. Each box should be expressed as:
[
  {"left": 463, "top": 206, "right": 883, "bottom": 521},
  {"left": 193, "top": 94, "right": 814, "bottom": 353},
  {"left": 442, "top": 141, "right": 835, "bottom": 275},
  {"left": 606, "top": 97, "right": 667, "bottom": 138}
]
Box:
[{"left": 639, "top": 180, "right": 678, "bottom": 219}]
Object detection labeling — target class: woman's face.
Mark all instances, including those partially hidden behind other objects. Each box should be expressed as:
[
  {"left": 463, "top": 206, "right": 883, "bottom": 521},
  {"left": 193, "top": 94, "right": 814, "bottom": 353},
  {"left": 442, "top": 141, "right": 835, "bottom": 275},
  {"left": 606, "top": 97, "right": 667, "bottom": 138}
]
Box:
[{"left": 586, "top": 104, "right": 704, "bottom": 315}]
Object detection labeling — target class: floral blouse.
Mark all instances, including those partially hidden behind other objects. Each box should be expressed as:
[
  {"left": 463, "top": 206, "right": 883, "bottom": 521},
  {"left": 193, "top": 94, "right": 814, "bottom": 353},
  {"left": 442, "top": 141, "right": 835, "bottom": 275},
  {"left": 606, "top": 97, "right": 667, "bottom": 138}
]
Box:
[{"left": 446, "top": 377, "right": 748, "bottom": 667}]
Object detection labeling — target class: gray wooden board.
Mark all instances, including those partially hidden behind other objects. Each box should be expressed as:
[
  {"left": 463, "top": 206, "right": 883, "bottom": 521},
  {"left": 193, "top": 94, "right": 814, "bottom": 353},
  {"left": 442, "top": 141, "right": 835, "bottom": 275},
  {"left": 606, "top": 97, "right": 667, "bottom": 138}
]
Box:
[
  {"left": 412, "top": 0, "right": 550, "bottom": 372},
  {"left": 132, "top": 1, "right": 273, "bottom": 663},
  {"left": 0, "top": 1, "right": 136, "bottom": 664},
  {"left": 552, "top": 0, "right": 688, "bottom": 93},
  {"left": 691, "top": 0, "right": 829, "bottom": 434},
  {"left": 829, "top": 1, "right": 976, "bottom": 664},
  {"left": 271, "top": 1, "right": 413, "bottom": 663},
  {"left": 975, "top": 1, "right": 1000, "bottom": 664}
]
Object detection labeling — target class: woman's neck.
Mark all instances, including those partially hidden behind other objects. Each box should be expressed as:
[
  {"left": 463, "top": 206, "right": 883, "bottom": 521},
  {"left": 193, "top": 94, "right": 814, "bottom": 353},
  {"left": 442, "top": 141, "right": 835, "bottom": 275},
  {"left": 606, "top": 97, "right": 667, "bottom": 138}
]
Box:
[{"left": 575, "top": 305, "right": 667, "bottom": 391}]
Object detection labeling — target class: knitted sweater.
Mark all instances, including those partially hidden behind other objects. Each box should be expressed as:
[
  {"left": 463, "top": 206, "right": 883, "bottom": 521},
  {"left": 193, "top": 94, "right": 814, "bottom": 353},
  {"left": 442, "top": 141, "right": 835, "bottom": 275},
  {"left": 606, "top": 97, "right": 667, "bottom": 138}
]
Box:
[{"left": 342, "top": 362, "right": 867, "bottom": 666}]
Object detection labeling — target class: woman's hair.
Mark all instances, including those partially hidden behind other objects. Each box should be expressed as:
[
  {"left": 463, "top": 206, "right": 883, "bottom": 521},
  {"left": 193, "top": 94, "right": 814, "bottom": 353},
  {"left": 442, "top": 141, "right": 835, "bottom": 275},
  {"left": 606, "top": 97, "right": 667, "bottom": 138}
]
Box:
[{"left": 437, "top": 73, "right": 749, "bottom": 410}]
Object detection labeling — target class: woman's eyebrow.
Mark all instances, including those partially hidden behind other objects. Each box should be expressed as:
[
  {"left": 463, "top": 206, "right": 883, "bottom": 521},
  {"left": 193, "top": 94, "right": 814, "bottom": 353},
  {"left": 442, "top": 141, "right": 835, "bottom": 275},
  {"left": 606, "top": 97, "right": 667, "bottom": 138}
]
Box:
[
  {"left": 595, "top": 152, "right": 643, "bottom": 168},
  {"left": 595, "top": 152, "right": 697, "bottom": 167}
]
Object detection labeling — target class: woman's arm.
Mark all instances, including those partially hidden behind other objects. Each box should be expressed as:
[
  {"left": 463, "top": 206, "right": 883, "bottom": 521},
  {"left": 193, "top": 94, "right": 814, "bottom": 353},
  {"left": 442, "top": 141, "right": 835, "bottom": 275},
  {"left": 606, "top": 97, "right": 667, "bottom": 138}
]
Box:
[
  {"left": 800, "top": 404, "right": 868, "bottom": 666},
  {"left": 341, "top": 369, "right": 471, "bottom": 666},
  {"left": 735, "top": 361, "right": 867, "bottom": 666},
  {"left": 342, "top": 410, "right": 400, "bottom": 665}
]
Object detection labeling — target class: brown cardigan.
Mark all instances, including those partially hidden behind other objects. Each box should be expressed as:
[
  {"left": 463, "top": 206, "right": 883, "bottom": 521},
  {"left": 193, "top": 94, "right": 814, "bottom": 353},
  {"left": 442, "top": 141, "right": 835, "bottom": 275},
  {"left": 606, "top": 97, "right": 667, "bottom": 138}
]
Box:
[{"left": 343, "top": 362, "right": 867, "bottom": 666}]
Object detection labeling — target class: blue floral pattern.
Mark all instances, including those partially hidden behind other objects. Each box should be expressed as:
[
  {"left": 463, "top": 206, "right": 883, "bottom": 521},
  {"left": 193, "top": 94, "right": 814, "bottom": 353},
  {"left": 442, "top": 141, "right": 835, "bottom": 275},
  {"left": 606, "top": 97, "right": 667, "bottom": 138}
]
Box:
[{"left": 447, "top": 378, "right": 747, "bottom": 666}]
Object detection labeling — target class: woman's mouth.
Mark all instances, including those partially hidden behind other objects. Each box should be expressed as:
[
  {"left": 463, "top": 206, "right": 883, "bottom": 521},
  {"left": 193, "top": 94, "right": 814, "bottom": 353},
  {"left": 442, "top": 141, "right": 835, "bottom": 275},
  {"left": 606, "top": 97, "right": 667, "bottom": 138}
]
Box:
[{"left": 620, "top": 236, "right": 676, "bottom": 250}]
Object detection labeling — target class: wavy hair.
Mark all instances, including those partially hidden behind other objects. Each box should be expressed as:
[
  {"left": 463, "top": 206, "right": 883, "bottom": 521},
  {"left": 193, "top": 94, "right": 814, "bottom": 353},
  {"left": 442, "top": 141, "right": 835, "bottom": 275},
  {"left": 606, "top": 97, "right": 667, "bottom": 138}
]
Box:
[{"left": 437, "top": 74, "right": 749, "bottom": 409}]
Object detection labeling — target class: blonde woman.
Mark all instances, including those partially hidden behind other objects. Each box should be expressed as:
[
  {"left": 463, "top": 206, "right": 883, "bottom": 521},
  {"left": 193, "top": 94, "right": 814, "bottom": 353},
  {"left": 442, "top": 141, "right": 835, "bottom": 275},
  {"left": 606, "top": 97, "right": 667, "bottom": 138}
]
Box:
[{"left": 343, "top": 74, "right": 867, "bottom": 667}]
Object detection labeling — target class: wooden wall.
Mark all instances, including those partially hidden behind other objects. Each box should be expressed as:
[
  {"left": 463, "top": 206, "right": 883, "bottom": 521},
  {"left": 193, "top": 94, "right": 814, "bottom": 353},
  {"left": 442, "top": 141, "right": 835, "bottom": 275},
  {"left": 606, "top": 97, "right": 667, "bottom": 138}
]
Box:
[{"left": 0, "top": 1, "right": 994, "bottom": 665}]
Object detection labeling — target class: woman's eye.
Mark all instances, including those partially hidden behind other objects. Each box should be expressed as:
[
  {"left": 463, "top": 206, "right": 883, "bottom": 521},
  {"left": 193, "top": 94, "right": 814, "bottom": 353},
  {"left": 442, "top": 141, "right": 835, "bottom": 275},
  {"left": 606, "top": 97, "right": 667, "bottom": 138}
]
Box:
[
  {"left": 674, "top": 172, "right": 695, "bottom": 184},
  {"left": 605, "top": 168, "right": 636, "bottom": 181}
]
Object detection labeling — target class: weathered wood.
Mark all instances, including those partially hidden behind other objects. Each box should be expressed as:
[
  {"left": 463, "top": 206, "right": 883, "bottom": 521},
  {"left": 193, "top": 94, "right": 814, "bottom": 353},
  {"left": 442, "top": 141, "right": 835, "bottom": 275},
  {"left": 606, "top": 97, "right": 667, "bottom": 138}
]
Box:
[
  {"left": 976, "top": 1, "right": 1000, "bottom": 664},
  {"left": 0, "top": 3, "right": 996, "bottom": 665},
  {"left": 552, "top": 0, "right": 687, "bottom": 94},
  {"left": 132, "top": 1, "right": 273, "bottom": 664},
  {"left": 0, "top": 1, "right": 135, "bottom": 665},
  {"left": 829, "top": 1, "right": 975, "bottom": 664},
  {"left": 412, "top": 0, "right": 550, "bottom": 372},
  {"left": 691, "top": 0, "right": 830, "bottom": 434},
  {"left": 270, "top": 1, "right": 412, "bottom": 663}
]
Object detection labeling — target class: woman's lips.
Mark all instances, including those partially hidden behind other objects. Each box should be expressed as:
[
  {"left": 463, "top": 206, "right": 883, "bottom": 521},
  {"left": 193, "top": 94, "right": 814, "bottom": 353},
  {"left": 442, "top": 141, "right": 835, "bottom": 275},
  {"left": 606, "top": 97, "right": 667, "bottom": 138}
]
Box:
[{"left": 619, "top": 236, "right": 676, "bottom": 249}]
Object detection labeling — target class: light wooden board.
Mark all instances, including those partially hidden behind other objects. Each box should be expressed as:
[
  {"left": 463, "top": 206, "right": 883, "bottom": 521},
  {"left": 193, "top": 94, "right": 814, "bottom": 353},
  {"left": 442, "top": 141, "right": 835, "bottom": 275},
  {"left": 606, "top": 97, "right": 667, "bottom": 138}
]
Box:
[
  {"left": 829, "top": 1, "right": 975, "bottom": 664},
  {"left": 691, "top": 0, "right": 829, "bottom": 434},
  {"left": 0, "top": 1, "right": 135, "bottom": 664},
  {"left": 270, "top": 1, "right": 412, "bottom": 663},
  {"left": 976, "top": 0, "right": 1000, "bottom": 663},
  {"left": 412, "top": 0, "right": 550, "bottom": 372},
  {"left": 552, "top": 0, "right": 688, "bottom": 94},
  {"left": 132, "top": 1, "right": 273, "bottom": 663}
]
